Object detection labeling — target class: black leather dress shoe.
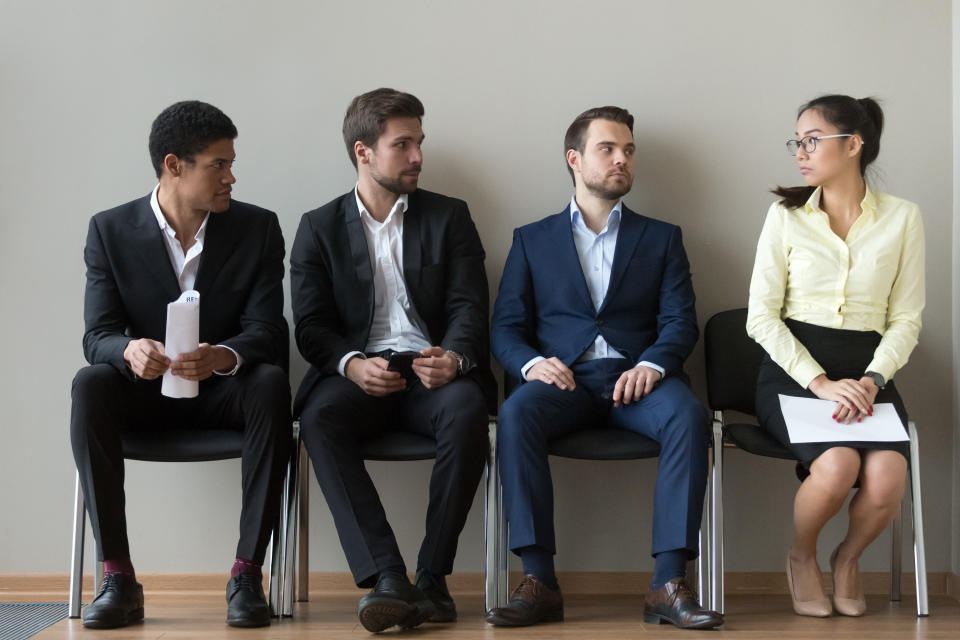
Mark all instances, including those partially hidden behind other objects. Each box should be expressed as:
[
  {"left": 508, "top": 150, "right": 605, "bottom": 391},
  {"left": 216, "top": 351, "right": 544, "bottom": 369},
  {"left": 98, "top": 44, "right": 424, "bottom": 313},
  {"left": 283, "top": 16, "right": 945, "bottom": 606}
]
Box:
[
  {"left": 226, "top": 573, "right": 271, "bottom": 627},
  {"left": 415, "top": 568, "right": 456, "bottom": 622},
  {"left": 82, "top": 572, "right": 144, "bottom": 629},
  {"left": 643, "top": 578, "right": 724, "bottom": 629},
  {"left": 357, "top": 572, "right": 435, "bottom": 632},
  {"left": 486, "top": 574, "right": 564, "bottom": 626}
]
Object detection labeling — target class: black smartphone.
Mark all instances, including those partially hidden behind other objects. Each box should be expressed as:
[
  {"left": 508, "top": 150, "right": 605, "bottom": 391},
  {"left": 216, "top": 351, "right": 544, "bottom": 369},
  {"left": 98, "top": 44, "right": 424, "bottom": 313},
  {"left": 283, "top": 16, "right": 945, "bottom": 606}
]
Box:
[{"left": 386, "top": 351, "right": 420, "bottom": 381}]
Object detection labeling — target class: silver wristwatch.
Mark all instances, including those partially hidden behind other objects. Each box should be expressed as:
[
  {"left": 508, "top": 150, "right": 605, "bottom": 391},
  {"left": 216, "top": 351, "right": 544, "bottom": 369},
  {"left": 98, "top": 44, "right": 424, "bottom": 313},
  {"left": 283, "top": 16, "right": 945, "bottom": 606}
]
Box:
[{"left": 446, "top": 350, "right": 465, "bottom": 375}]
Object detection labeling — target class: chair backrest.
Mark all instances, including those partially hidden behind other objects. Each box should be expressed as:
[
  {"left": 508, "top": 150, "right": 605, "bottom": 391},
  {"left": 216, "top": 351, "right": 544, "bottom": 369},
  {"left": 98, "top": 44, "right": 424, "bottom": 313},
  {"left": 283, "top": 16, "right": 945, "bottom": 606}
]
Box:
[{"left": 704, "top": 308, "right": 767, "bottom": 416}]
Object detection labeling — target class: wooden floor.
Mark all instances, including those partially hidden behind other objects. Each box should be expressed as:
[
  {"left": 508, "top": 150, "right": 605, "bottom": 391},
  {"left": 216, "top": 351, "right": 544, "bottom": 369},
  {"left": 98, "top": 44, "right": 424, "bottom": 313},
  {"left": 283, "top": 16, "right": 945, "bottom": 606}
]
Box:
[{"left": 22, "top": 591, "right": 960, "bottom": 639}]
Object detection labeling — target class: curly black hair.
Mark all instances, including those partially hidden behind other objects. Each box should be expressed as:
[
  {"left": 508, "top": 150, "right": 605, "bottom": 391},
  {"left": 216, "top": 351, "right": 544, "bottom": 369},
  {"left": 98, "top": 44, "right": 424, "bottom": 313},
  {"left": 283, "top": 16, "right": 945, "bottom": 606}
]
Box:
[{"left": 148, "top": 100, "right": 237, "bottom": 178}]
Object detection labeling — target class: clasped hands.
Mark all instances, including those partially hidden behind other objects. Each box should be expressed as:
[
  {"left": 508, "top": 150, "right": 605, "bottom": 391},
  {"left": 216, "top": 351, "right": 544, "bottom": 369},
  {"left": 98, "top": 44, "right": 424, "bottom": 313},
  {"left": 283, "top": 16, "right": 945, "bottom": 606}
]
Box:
[
  {"left": 123, "top": 338, "right": 237, "bottom": 381},
  {"left": 527, "top": 357, "right": 662, "bottom": 407},
  {"left": 808, "top": 374, "right": 880, "bottom": 424},
  {"left": 345, "top": 346, "right": 458, "bottom": 396}
]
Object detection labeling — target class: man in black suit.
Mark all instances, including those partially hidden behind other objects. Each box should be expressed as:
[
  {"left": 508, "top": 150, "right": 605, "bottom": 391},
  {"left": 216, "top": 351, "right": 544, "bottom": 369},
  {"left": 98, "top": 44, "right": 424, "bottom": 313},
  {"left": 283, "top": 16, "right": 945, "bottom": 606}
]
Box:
[
  {"left": 71, "top": 101, "right": 291, "bottom": 629},
  {"left": 291, "top": 88, "right": 495, "bottom": 633}
]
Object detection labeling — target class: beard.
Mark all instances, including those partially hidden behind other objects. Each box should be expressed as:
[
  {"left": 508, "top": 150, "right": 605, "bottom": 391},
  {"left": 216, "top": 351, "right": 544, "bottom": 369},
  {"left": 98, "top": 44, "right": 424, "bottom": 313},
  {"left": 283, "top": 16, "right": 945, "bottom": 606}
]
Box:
[
  {"left": 371, "top": 167, "right": 420, "bottom": 196},
  {"left": 583, "top": 171, "right": 632, "bottom": 200}
]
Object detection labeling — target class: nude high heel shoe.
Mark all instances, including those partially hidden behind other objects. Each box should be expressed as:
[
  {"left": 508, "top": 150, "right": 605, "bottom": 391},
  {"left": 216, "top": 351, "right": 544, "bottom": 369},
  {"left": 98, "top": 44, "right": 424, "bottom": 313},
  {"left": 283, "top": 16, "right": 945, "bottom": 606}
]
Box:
[
  {"left": 786, "top": 554, "right": 832, "bottom": 617},
  {"left": 830, "top": 546, "right": 866, "bottom": 617}
]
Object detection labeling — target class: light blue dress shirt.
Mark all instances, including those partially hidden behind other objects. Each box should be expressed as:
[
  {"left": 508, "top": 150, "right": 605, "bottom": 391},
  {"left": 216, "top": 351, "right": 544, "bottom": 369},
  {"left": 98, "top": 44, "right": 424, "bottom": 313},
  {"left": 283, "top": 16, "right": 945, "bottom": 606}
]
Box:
[{"left": 520, "top": 196, "right": 665, "bottom": 381}]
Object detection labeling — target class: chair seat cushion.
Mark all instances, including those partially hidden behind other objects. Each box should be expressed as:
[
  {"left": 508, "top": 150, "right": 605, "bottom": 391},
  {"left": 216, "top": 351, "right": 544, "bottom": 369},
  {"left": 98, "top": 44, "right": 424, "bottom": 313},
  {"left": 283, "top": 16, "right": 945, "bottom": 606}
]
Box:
[
  {"left": 361, "top": 432, "right": 437, "bottom": 461},
  {"left": 724, "top": 423, "right": 796, "bottom": 460},
  {"left": 121, "top": 430, "right": 244, "bottom": 462},
  {"left": 548, "top": 428, "right": 661, "bottom": 460}
]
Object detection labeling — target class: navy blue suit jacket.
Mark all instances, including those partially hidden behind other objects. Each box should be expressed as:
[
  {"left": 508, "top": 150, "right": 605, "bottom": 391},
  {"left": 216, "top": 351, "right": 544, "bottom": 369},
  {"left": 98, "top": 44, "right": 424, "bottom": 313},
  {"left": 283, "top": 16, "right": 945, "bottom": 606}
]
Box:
[{"left": 491, "top": 204, "right": 699, "bottom": 382}]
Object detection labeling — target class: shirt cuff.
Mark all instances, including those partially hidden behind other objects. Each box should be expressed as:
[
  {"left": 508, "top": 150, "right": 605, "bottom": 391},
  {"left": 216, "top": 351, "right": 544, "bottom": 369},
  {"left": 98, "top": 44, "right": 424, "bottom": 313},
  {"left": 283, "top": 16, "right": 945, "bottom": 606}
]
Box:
[
  {"left": 865, "top": 354, "right": 897, "bottom": 383},
  {"left": 637, "top": 360, "right": 664, "bottom": 378},
  {"left": 213, "top": 345, "right": 243, "bottom": 376},
  {"left": 338, "top": 351, "right": 365, "bottom": 377},
  {"left": 520, "top": 356, "right": 545, "bottom": 381},
  {"left": 792, "top": 360, "right": 827, "bottom": 390}
]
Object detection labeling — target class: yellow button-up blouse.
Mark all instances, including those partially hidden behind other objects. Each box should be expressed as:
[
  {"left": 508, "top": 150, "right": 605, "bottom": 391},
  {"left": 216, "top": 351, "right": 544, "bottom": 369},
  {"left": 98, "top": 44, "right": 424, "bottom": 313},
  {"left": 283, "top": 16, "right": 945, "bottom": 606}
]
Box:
[{"left": 746, "top": 186, "right": 925, "bottom": 388}]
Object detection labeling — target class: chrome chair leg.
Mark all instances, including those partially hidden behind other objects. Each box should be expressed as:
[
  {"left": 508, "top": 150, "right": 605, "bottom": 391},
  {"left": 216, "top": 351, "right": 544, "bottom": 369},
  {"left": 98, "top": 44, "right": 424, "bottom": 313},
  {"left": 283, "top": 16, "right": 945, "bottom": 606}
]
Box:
[
  {"left": 484, "top": 418, "right": 507, "bottom": 610},
  {"left": 907, "top": 422, "right": 928, "bottom": 616},
  {"left": 267, "top": 492, "right": 284, "bottom": 616},
  {"left": 69, "top": 472, "right": 85, "bottom": 618},
  {"left": 890, "top": 503, "right": 902, "bottom": 602},
  {"left": 710, "top": 415, "right": 725, "bottom": 614},
  {"left": 281, "top": 426, "right": 301, "bottom": 616},
  {"left": 296, "top": 435, "right": 310, "bottom": 602},
  {"left": 699, "top": 445, "right": 711, "bottom": 607}
]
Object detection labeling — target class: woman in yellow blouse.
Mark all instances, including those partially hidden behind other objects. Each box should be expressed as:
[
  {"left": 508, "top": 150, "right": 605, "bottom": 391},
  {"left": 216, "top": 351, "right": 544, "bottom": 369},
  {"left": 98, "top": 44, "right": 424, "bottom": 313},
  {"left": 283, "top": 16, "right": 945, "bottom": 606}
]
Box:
[{"left": 746, "top": 94, "right": 924, "bottom": 618}]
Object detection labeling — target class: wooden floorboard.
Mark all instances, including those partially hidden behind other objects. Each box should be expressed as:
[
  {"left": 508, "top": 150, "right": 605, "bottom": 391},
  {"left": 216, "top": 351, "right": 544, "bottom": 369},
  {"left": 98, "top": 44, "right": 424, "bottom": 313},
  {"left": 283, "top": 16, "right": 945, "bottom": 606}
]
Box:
[{"left": 25, "top": 592, "right": 960, "bottom": 639}]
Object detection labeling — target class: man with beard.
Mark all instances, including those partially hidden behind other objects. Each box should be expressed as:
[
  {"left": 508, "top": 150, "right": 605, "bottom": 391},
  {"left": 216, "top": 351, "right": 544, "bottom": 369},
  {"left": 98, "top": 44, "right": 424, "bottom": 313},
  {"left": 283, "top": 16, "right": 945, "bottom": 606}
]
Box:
[
  {"left": 291, "top": 88, "right": 495, "bottom": 633},
  {"left": 487, "top": 106, "right": 722, "bottom": 630}
]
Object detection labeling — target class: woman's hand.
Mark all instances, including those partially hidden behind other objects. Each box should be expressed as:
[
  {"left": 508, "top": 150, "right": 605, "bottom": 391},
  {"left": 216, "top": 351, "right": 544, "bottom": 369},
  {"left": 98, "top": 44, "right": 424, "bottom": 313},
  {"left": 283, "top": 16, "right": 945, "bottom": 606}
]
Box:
[{"left": 807, "top": 374, "right": 874, "bottom": 424}]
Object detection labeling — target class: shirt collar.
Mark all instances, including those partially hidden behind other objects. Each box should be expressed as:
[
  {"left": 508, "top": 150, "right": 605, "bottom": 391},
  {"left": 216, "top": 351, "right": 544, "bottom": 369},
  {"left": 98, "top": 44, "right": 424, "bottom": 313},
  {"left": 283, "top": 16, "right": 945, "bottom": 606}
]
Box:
[
  {"left": 150, "top": 184, "right": 210, "bottom": 241},
  {"left": 569, "top": 195, "right": 622, "bottom": 234},
  {"left": 803, "top": 184, "right": 877, "bottom": 215},
  {"left": 354, "top": 186, "right": 409, "bottom": 224}
]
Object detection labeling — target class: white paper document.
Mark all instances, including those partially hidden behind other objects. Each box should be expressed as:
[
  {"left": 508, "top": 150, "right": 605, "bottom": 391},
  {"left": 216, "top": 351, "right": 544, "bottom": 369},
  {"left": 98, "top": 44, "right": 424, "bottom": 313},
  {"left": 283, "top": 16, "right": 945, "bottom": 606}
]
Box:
[
  {"left": 779, "top": 395, "right": 907, "bottom": 444},
  {"left": 161, "top": 290, "right": 200, "bottom": 399}
]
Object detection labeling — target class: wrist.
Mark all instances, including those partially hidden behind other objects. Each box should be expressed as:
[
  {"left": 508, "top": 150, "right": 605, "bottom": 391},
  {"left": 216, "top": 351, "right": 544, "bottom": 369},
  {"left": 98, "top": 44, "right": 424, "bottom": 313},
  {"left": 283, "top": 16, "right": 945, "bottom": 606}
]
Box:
[{"left": 807, "top": 374, "right": 827, "bottom": 392}]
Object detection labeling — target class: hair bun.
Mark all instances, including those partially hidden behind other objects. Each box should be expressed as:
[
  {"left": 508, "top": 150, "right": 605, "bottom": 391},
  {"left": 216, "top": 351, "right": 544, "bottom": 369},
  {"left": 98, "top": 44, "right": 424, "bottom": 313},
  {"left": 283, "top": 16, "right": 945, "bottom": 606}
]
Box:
[{"left": 856, "top": 97, "right": 884, "bottom": 137}]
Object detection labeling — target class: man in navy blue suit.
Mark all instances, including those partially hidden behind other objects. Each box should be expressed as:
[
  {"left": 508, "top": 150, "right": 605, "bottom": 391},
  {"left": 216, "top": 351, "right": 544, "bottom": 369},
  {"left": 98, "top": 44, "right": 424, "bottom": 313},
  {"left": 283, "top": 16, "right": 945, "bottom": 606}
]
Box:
[{"left": 487, "top": 106, "right": 722, "bottom": 630}]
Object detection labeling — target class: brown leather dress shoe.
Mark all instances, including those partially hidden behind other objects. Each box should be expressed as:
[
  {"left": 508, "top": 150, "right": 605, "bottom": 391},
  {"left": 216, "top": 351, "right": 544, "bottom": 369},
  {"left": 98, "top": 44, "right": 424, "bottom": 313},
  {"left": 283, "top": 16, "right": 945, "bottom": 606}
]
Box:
[
  {"left": 643, "top": 578, "right": 724, "bottom": 629},
  {"left": 485, "top": 574, "right": 563, "bottom": 626}
]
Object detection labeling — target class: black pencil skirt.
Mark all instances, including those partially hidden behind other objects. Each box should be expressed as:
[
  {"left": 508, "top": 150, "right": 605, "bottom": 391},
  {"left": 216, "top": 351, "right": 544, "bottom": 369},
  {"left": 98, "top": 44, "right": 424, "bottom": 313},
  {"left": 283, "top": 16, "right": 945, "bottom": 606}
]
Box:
[{"left": 755, "top": 319, "right": 910, "bottom": 472}]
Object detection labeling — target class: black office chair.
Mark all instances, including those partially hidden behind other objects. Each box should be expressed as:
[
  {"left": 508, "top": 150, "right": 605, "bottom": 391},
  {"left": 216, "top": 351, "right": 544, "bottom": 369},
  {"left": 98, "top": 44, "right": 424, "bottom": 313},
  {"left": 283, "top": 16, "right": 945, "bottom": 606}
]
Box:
[
  {"left": 703, "top": 308, "right": 928, "bottom": 616},
  {"left": 279, "top": 417, "right": 501, "bottom": 615},
  {"left": 488, "top": 375, "right": 712, "bottom": 609},
  {"left": 68, "top": 429, "right": 286, "bottom": 618}
]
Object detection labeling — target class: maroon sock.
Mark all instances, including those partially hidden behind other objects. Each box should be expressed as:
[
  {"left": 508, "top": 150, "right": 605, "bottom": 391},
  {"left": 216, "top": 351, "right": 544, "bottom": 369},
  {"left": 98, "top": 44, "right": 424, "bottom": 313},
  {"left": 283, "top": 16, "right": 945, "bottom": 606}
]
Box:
[
  {"left": 103, "top": 557, "right": 136, "bottom": 580},
  {"left": 231, "top": 557, "right": 262, "bottom": 579}
]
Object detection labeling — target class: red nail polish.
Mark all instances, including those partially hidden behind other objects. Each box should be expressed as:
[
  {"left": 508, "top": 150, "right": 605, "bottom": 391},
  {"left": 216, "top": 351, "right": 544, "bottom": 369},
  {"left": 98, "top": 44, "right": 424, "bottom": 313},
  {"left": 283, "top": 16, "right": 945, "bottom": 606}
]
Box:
[
  {"left": 832, "top": 414, "right": 837, "bottom": 419},
  {"left": 858, "top": 417, "right": 862, "bottom": 422}
]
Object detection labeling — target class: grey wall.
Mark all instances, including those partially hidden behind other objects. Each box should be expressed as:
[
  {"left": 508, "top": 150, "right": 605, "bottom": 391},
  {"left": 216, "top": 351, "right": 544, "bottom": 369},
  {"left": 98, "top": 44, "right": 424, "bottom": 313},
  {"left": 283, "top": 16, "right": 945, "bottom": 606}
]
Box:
[
  {"left": 0, "top": 0, "right": 955, "bottom": 576},
  {"left": 952, "top": 0, "right": 960, "bottom": 579}
]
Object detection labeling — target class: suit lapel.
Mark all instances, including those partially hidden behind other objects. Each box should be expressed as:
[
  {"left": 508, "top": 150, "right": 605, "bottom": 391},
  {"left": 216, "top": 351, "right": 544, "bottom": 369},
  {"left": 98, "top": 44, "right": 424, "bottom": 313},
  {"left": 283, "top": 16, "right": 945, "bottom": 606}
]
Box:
[
  {"left": 599, "top": 206, "right": 647, "bottom": 312},
  {"left": 127, "top": 196, "right": 182, "bottom": 301},
  {"left": 344, "top": 195, "right": 375, "bottom": 319},
  {"left": 194, "top": 210, "right": 241, "bottom": 294},
  {"left": 553, "top": 207, "right": 598, "bottom": 312},
  {"left": 401, "top": 193, "right": 422, "bottom": 290}
]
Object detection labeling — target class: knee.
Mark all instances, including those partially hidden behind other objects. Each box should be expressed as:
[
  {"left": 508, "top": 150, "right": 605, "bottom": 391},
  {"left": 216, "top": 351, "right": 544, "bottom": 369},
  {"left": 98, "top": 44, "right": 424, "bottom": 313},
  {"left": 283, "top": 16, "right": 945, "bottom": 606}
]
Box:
[
  {"left": 665, "top": 398, "right": 709, "bottom": 444},
  {"left": 497, "top": 397, "right": 537, "bottom": 447},
  {"left": 809, "top": 449, "right": 860, "bottom": 497},
  {"left": 244, "top": 364, "right": 291, "bottom": 404},
  {"left": 860, "top": 464, "right": 907, "bottom": 511},
  {"left": 72, "top": 364, "right": 124, "bottom": 402}
]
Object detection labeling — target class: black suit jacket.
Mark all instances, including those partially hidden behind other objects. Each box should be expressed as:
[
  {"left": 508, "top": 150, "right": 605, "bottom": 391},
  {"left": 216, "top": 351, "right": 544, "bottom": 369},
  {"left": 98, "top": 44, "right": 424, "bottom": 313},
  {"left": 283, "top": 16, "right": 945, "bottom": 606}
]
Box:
[
  {"left": 82, "top": 193, "right": 288, "bottom": 378},
  {"left": 290, "top": 188, "right": 496, "bottom": 415}
]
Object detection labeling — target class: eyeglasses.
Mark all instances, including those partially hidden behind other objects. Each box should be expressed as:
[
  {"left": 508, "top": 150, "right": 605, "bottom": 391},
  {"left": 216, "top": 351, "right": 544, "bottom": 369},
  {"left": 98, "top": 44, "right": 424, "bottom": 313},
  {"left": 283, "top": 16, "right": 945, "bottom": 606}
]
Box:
[{"left": 785, "top": 134, "right": 854, "bottom": 155}]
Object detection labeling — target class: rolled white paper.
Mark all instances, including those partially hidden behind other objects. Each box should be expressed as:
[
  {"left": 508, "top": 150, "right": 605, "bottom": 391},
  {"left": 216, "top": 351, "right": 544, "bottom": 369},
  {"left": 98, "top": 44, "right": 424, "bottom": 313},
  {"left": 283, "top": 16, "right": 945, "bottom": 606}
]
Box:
[{"left": 161, "top": 290, "right": 200, "bottom": 398}]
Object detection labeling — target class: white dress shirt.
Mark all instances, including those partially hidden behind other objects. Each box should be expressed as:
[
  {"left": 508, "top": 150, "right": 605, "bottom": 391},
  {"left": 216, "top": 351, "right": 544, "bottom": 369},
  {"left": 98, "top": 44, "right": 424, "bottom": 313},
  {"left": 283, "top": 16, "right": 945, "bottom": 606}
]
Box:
[
  {"left": 150, "top": 185, "right": 241, "bottom": 375},
  {"left": 337, "top": 188, "right": 432, "bottom": 376},
  {"left": 520, "top": 196, "right": 665, "bottom": 380}
]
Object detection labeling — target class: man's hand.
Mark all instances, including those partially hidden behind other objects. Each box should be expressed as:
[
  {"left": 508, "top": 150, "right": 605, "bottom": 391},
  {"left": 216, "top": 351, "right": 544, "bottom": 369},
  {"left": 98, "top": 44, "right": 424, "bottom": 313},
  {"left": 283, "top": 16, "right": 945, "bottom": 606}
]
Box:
[
  {"left": 527, "top": 357, "right": 576, "bottom": 391},
  {"left": 123, "top": 338, "right": 170, "bottom": 380},
  {"left": 169, "top": 343, "right": 236, "bottom": 382},
  {"left": 412, "top": 346, "right": 458, "bottom": 389},
  {"left": 612, "top": 364, "right": 662, "bottom": 407},
  {"left": 345, "top": 356, "right": 407, "bottom": 396},
  {"left": 808, "top": 374, "right": 874, "bottom": 424}
]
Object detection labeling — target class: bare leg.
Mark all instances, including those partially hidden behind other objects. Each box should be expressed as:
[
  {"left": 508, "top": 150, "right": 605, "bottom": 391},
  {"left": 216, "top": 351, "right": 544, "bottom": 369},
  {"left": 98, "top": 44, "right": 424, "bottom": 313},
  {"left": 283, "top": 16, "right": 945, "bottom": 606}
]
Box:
[
  {"left": 832, "top": 450, "right": 907, "bottom": 598},
  {"left": 789, "top": 447, "right": 860, "bottom": 601}
]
